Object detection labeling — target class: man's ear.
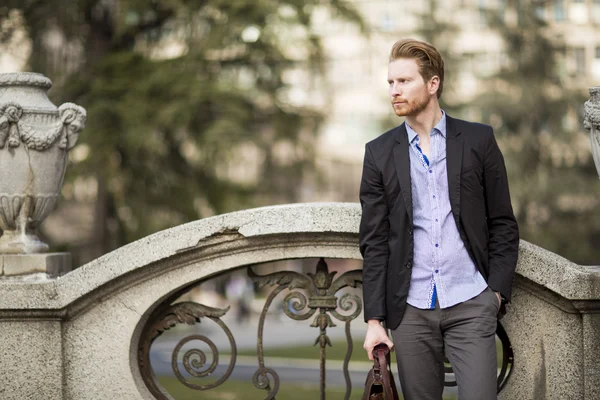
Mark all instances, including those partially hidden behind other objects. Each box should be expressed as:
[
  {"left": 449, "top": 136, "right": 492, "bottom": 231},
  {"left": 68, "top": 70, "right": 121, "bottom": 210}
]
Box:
[{"left": 428, "top": 76, "right": 440, "bottom": 96}]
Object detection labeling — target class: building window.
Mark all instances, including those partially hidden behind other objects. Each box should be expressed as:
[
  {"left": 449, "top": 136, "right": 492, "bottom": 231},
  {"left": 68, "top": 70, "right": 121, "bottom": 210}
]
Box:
[
  {"left": 574, "top": 47, "right": 586, "bottom": 74},
  {"left": 556, "top": 48, "right": 568, "bottom": 78},
  {"left": 595, "top": 46, "right": 600, "bottom": 59},
  {"left": 535, "top": 4, "right": 545, "bottom": 20},
  {"left": 495, "top": 0, "right": 507, "bottom": 21},
  {"left": 594, "top": 1, "right": 600, "bottom": 24},
  {"left": 554, "top": 0, "right": 566, "bottom": 22},
  {"left": 479, "top": 0, "right": 488, "bottom": 26},
  {"left": 379, "top": 13, "right": 395, "bottom": 32}
]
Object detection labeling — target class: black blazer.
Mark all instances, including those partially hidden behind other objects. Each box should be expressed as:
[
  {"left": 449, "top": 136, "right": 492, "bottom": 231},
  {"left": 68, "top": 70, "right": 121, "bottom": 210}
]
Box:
[{"left": 359, "top": 115, "right": 519, "bottom": 330}]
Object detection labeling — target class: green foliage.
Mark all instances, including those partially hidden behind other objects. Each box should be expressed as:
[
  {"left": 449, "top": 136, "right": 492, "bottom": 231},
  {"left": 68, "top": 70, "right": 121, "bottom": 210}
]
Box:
[
  {"left": 0, "top": 0, "right": 364, "bottom": 259},
  {"left": 475, "top": 0, "right": 600, "bottom": 264},
  {"left": 157, "top": 377, "right": 376, "bottom": 400}
]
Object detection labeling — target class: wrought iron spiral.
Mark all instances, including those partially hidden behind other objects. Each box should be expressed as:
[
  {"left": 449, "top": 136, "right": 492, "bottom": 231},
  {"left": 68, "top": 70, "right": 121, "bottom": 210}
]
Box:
[
  {"left": 283, "top": 290, "right": 317, "bottom": 320},
  {"left": 171, "top": 335, "right": 218, "bottom": 382},
  {"left": 138, "top": 302, "right": 237, "bottom": 399},
  {"left": 252, "top": 367, "right": 280, "bottom": 400},
  {"left": 330, "top": 292, "right": 362, "bottom": 322}
]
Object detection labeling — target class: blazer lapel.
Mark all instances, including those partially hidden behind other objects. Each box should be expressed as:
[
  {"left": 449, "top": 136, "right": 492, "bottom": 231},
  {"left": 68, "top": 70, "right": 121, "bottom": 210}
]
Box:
[
  {"left": 445, "top": 116, "right": 463, "bottom": 230},
  {"left": 393, "top": 123, "right": 413, "bottom": 224}
]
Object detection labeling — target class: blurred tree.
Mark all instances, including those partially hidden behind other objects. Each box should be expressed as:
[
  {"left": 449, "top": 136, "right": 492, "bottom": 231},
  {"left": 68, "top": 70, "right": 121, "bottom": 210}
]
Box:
[
  {"left": 0, "top": 0, "right": 364, "bottom": 263},
  {"left": 475, "top": 0, "right": 599, "bottom": 264}
]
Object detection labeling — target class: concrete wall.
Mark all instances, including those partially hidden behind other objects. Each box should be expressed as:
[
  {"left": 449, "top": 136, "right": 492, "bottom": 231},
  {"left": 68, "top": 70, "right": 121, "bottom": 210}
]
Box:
[
  {"left": 0, "top": 321, "right": 63, "bottom": 399},
  {"left": 0, "top": 203, "right": 597, "bottom": 399}
]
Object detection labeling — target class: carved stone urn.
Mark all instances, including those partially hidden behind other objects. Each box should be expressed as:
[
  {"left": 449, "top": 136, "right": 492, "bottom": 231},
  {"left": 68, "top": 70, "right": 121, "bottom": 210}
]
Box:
[
  {"left": 0, "top": 73, "right": 86, "bottom": 254},
  {"left": 584, "top": 86, "right": 600, "bottom": 179}
]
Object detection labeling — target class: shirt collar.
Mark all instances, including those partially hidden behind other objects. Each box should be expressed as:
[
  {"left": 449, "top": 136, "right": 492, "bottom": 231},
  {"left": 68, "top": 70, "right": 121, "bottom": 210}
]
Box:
[{"left": 406, "top": 110, "right": 447, "bottom": 144}]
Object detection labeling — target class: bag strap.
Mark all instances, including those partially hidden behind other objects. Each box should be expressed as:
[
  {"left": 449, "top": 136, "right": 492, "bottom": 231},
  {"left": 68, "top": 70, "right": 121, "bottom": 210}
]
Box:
[
  {"left": 361, "top": 369, "right": 377, "bottom": 400},
  {"left": 372, "top": 344, "right": 399, "bottom": 400}
]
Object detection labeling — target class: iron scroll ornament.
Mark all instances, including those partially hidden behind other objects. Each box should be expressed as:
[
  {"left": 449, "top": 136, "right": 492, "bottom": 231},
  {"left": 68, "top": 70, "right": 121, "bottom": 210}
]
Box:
[
  {"left": 137, "top": 258, "right": 513, "bottom": 399},
  {"left": 138, "top": 302, "right": 237, "bottom": 399},
  {"left": 248, "top": 258, "right": 363, "bottom": 400}
]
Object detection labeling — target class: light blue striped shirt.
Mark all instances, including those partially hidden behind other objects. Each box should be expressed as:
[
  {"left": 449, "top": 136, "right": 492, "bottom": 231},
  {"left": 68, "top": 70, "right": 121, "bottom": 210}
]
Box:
[{"left": 405, "top": 111, "right": 488, "bottom": 309}]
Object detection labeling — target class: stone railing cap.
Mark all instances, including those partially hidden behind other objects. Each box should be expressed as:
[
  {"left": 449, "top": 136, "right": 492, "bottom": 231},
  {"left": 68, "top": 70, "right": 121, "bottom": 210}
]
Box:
[
  {"left": 0, "top": 202, "right": 597, "bottom": 311},
  {"left": 0, "top": 203, "right": 361, "bottom": 310}
]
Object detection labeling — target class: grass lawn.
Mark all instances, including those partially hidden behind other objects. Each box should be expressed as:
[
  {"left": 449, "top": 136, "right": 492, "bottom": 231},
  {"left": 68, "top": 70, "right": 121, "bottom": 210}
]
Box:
[
  {"left": 159, "top": 376, "right": 458, "bottom": 399},
  {"left": 158, "top": 377, "right": 364, "bottom": 400}
]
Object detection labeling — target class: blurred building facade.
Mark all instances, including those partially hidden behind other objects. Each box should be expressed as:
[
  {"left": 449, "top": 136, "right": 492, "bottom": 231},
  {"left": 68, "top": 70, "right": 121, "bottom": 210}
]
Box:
[{"left": 303, "top": 0, "right": 600, "bottom": 203}]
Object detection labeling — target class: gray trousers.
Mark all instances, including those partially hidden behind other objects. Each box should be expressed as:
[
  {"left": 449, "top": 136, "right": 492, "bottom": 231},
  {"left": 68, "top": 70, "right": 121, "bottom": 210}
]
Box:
[{"left": 390, "top": 287, "right": 499, "bottom": 400}]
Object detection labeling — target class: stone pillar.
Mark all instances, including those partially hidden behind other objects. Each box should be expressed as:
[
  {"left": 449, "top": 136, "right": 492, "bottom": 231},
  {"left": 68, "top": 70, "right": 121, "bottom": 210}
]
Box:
[
  {"left": 584, "top": 86, "right": 600, "bottom": 179},
  {"left": 0, "top": 72, "right": 86, "bottom": 277},
  {"left": 499, "top": 243, "right": 600, "bottom": 400},
  {"left": 0, "top": 320, "right": 63, "bottom": 399},
  {"left": 578, "top": 305, "right": 600, "bottom": 399},
  {"left": 583, "top": 86, "right": 600, "bottom": 398}
]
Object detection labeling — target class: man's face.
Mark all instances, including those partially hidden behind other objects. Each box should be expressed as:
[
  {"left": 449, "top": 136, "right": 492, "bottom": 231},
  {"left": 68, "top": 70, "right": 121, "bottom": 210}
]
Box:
[{"left": 388, "top": 58, "right": 433, "bottom": 117}]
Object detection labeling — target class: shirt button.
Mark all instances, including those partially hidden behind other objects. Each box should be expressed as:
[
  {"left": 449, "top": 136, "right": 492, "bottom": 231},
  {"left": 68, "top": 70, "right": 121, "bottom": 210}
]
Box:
[
  {"left": 435, "top": 243, "right": 439, "bottom": 247},
  {"left": 433, "top": 195, "right": 436, "bottom": 199},
  {"left": 435, "top": 270, "right": 439, "bottom": 273},
  {"left": 429, "top": 170, "right": 432, "bottom": 173}
]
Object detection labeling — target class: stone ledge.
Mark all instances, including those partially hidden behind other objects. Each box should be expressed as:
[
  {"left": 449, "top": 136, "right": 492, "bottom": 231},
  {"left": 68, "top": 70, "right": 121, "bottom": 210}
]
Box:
[
  {"left": 516, "top": 241, "right": 600, "bottom": 301},
  {"left": 0, "top": 202, "right": 596, "bottom": 312}
]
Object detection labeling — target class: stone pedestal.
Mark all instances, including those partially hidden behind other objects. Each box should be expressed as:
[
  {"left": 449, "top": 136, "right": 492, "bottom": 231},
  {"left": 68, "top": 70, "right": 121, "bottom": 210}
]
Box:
[{"left": 0, "top": 253, "right": 71, "bottom": 278}]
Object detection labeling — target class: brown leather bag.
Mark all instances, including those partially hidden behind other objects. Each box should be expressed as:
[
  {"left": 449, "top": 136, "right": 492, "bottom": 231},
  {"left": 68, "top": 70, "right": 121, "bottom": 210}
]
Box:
[{"left": 361, "top": 343, "right": 400, "bottom": 400}]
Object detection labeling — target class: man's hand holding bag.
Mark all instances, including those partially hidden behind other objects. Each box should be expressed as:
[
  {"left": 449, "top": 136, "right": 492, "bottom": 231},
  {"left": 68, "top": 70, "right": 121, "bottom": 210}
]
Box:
[{"left": 362, "top": 343, "right": 399, "bottom": 400}]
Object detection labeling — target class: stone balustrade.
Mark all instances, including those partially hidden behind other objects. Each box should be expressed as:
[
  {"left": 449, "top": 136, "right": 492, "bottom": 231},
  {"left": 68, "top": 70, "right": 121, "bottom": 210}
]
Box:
[{"left": 0, "top": 203, "right": 598, "bottom": 399}]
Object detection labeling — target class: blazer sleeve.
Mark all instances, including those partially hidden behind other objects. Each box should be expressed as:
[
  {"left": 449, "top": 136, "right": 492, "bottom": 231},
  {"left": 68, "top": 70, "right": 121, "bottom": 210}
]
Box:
[
  {"left": 483, "top": 126, "right": 519, "bottom": 301},
  {"left": 359, "top": 144, "right": 390, "bottom": 322}
]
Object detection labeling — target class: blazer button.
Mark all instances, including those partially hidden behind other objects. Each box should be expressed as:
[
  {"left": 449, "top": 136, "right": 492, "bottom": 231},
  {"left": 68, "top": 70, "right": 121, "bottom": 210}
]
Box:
[
  {"left": 405, "top": 261, "right": 412, "bottom": 269},
  {"left": 409, "top": 228, "right": 413, "bottom": 235}
]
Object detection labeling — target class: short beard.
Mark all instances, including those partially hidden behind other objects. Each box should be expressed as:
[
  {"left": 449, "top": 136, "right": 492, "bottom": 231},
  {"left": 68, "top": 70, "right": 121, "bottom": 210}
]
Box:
[{"left": 394, "top": 91, "right": 430, "bottom": 117}]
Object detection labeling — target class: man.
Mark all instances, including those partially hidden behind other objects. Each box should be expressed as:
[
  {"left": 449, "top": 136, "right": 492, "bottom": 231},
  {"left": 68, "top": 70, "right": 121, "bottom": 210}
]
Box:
[{"left": 359, "top": 39, "right": 519, "bottom": 400}]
